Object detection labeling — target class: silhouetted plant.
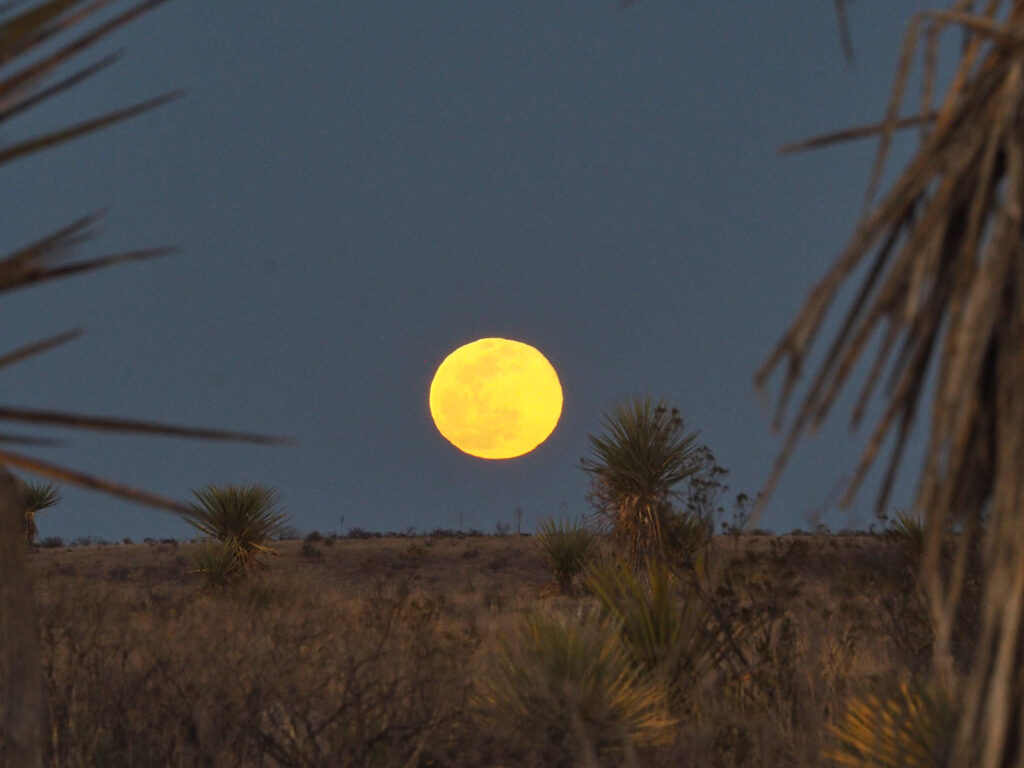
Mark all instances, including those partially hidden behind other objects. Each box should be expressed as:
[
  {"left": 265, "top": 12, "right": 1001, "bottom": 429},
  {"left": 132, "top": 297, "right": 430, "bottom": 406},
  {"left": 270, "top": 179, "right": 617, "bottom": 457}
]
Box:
[
  {"left": 184, "top": 485, "right": 290, "bottom": 573},
  {"left": 535, "top": 516, "right": 598, "bottom": 594},
  {"left": 22, "top": 480, "right": 61, "bottom": 545},
  {"left": 581, "top": 397, "right": 707, "bottom": 569}
]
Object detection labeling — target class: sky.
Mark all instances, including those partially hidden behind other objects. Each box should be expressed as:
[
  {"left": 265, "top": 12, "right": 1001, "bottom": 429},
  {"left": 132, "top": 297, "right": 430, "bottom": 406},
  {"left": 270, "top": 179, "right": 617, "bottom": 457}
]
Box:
[{"left": 4, "top": 0, "right": 953, "bottom": 542}]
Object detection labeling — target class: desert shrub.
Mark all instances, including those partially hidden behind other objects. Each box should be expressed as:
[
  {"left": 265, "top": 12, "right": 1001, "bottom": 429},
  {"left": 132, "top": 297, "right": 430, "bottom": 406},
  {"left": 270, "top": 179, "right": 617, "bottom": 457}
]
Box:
[
  {"left": 661, "top": 509, "right": 715, "bottom": 568},
  {"left": 22, "top": 480, "right": 62, "bottom": 545},
  {"left": 23, "top": 573, "right": 477, "bottom": 767},
  {"left": 39, "top": 536, "right": 64, "bottom": 549},
  {"left": 823, "top": 676, "right": 959, "bottom": 767},
  {"left": 535, "top": 516, "right": 598, "bottom": 594},
  {"left": 184, "top": 484, "right": 290, "bottom": 572},
  {"left": 884, "top": 509, "right": 926, "bottom": 565},
  {"left": 301, "top": 541, "right": 324, "bottom": 562},
  {"left": 192, "top": 539, "right": 243, "bottom": 589},
  {"left": 346, "top": 527, "right": 377, "bottom": 539},
  {"left": 305, "top": 530, "right": 323, "bottom": 542},
  {"left": 474, "top": 606, "right": 676, "bottom": 764},
  {"left": 584, "top": 556, "right": 726, "bottom": 717},
  {"left": 581, "top": 397, "right": 708, "bottom": 569}
]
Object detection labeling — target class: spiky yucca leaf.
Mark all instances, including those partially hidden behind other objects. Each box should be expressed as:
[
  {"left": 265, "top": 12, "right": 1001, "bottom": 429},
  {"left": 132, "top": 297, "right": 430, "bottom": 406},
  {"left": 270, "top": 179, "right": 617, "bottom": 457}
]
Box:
[
  {"left": 823, "top": 677, "right": 958, "bottom": 768},
  {"left": 0, "top": 1, "right": 289, "bottom": 513},
  {"left": 536, "top": 516, "right": 598, "bottom": 594},
  {"left": 581, "top": 397, "right": 705, "bottom": 569},
  {"left": 185, "top": 484, "right": 289, "bottom": 571},
  {"left": 474, "top": 607, "right": 677, "bottom": 761}
]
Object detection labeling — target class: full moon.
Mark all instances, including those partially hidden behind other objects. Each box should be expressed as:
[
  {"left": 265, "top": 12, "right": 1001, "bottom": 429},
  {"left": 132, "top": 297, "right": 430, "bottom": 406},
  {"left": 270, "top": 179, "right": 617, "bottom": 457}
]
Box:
[{"left": 429, "top": 338, "right": 563, "bottom": 459}]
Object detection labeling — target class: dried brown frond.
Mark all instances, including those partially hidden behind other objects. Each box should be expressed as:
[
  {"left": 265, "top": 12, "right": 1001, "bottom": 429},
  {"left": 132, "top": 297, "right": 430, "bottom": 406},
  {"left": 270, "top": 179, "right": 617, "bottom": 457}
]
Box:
[{"left": 757, "top": 3, "right": 1024, "bottom": 765}]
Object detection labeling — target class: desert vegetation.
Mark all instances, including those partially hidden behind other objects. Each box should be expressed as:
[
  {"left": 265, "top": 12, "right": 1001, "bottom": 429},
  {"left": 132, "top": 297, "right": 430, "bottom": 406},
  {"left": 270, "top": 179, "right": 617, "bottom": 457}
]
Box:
[
  {"left": 0, "top": 512, "right": 985, "bottom": 767},
  {"left": 4, "top": 0, "right": 1024, "bottom": 765}
]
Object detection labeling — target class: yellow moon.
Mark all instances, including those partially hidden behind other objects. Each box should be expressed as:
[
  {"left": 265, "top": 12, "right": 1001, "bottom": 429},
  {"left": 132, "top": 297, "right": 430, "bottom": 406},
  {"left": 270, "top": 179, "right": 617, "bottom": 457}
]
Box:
[{"left": 429, "top": 338, "right": 563, "bottom": 459}]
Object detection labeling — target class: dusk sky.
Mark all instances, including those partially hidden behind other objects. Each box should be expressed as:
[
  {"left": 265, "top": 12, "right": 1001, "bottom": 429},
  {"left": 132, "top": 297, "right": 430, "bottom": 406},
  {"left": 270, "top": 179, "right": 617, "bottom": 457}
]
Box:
[{"left": 5, "top": 1, "right": 946, "bottom": 542}]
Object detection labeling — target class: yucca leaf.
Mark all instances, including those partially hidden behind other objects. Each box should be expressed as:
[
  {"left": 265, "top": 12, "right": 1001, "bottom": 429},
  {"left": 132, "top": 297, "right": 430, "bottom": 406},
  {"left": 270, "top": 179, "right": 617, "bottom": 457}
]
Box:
[
  {"left": 0, "top": 446, "right": 190, "bottom": 512},
  {"left": 0, "top": 405, "right": 291, "bottom": 444},
  {"left": 0, "top": 90, "right": 179, "bottom": 165},
  {"left": 0, "top": 328, "right": 81, "bottom": 370}
]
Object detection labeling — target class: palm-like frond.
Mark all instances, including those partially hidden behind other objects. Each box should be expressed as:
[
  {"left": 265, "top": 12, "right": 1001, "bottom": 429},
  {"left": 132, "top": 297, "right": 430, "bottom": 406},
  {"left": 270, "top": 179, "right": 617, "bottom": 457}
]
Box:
[
  {"left": 0, "top": 4, "right": 289, "bottom": 765},
  {"left": 0, "top": 2, "right": 289, "bottom": 511},
  {"left": 581, "top": 397, "right": 705, "bottom": 567},
  {"left": 755, "top": 3, "right": 1024, "bottom": 765},
  {"left": 185, "top": 485, "right": 290, "bottom": 569},
  {"left": 23, "top": 479, "right": 60, "bottom": 512}
]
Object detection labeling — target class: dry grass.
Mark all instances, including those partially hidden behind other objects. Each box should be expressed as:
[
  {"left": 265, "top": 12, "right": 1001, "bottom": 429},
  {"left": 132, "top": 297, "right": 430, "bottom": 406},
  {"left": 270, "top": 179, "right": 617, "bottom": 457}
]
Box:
[{"left": 0, "top": 530, "right": 986, "bottom": 766}]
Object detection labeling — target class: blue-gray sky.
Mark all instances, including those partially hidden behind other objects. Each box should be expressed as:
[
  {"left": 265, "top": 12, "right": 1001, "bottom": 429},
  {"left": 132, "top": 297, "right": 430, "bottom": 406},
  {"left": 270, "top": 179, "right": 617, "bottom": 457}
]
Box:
[{"left": 5, "top": 1, "right": 946, "bottom": 541}]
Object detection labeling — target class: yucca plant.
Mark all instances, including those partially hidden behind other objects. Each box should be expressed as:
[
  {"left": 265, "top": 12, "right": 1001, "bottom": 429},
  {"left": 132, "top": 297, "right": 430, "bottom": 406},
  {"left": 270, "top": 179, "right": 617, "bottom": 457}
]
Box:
[
  {"left": 474, "top": 607, "right": 677, "bottom": 763},
  {"left": 191, "top": 539, "right": 242, "bottom": 590},
  {"left": 21, "top": 480, "right": 61, "bottom": 545},
  {"left": 536, "top": 516, "right": 598, "bottom": 594},
  {"left": 584, "top": 555, "right": 727, "bottom": 719},
  {"left": 184, "top": 484, "right": 289, "bottom": 573},
  {"left": 823, "top": 676, "right": 959, "bottom": 768},
  {"left": 581, "top": 397, "right": 707, "bottom": 570},
  {"left": 884, "top": 508, "right": 926, "bottom": 566}
]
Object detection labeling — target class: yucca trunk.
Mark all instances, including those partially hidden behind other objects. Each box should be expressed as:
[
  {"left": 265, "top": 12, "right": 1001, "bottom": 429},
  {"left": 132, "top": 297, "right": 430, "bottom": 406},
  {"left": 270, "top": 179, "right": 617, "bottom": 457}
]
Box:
[{"left": 0, "top": 465, "right": 45, "bottom": 767}]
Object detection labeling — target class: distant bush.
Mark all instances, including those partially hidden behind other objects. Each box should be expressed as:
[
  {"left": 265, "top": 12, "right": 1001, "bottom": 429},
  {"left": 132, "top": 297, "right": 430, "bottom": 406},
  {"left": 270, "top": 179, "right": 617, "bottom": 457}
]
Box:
[
  {"left": 346, "top": 527, "right": 379, "bottom": 539},
  {"left": 305, "top": 530, "right": 323, "bottom": 542},
  {"left": 40, "top": 536, "right": 64, "bottom": 549},
  {"left": 429, "top": 528, "right": 460, "bottom": 538},
  {"left": 536, "top": 517, "right": 598, "bottom": 595},
  {"left": 301, "top": 542, "right": 324, "bottom": 563}
]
